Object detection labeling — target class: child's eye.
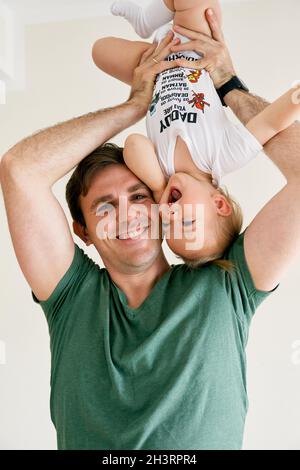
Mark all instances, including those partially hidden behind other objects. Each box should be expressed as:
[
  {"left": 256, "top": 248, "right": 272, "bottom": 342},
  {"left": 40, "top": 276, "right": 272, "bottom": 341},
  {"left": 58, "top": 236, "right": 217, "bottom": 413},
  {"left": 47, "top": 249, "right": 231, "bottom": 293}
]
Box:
[{"left": 182, "top": 220, "right": 194, "bottom": 227}]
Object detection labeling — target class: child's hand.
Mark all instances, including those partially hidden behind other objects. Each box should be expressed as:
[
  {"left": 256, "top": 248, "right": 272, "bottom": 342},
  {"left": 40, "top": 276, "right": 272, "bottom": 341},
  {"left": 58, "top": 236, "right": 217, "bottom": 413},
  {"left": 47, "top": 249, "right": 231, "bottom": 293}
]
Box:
[
  {"left": 169, "top": 8, "right": 236, "bottom": 89},
  {"left": 128, "top": 31, "right": 182, "bottom": 117}
]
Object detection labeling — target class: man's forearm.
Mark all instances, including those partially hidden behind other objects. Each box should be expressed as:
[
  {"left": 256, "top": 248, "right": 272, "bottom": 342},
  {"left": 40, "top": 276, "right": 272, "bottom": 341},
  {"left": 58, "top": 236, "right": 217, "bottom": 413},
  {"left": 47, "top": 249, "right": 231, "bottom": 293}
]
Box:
[
  {"left": 1, "top": 100, "right": 143, "bottom": 187},
  {"left": 1, "top": 32, "right": 182, "bottom": 188},
  {"left": 172, "top": 4, "right": 300, "bottom": 183},
  {"left": 224, "top": 89, "right": 269, "bottom": 125},
  {"left": 225, "top": 89, "right": 300, "bottom": 181}
]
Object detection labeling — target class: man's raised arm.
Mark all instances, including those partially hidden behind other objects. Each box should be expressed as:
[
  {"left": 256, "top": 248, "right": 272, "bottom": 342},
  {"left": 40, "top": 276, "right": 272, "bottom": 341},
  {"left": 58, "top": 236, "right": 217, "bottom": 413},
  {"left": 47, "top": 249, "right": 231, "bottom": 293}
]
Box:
[
  {"left": 228, "top": 92, "right": 300, "bottom": 292},
  {"left": 0, "top": 35, "right": 182, "bottom": 302},
  {"left": 171, "top": 9, "right": 300, "bottom": 292}
]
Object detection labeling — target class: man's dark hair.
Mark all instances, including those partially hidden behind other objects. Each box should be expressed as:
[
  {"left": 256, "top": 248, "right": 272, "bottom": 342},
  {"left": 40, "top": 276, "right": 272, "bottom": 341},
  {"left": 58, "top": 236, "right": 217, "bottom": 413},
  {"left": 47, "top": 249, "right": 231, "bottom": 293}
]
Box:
[{"left": 66, "top": 142, "right": 124, "bottom": 228}]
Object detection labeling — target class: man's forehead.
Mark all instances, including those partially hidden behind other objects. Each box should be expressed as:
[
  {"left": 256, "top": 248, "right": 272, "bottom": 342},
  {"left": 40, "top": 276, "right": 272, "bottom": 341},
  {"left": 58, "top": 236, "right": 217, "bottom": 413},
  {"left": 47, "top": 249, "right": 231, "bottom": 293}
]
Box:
[
  {"left": 81, "top": 165, "right": 153, "bottom": 213},
  {"left": 89, "top": 165, "right": 150, "bottom": 194}
]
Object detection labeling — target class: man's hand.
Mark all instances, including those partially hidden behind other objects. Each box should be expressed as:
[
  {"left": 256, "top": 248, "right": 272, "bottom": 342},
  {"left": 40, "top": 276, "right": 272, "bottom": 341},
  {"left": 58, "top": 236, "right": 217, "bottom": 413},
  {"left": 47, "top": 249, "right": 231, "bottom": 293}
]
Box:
[
  {"left": 128, "top": 31, "right": 183, "bottom": 117},
  {"left": 169, "top": 8, "right": 236, "bottom": 88}
]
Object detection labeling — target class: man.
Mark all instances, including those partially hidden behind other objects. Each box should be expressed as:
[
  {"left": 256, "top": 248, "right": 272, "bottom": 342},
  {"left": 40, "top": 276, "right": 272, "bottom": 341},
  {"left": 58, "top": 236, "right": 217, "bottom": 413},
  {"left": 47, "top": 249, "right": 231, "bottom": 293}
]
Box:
[{"left": 1, "top": 10, "right": 300, "bottom": 450}]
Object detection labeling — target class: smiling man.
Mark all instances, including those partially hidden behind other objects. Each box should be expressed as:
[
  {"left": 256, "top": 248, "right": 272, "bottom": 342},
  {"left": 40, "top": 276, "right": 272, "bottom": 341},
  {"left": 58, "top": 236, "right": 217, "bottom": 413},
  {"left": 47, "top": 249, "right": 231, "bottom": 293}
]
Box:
[
  {"left": 1, "top": 11, "right": 300, "bottom": 450},
  {"left": 70, "top": 154, "right": 168, "bottom": 308}
]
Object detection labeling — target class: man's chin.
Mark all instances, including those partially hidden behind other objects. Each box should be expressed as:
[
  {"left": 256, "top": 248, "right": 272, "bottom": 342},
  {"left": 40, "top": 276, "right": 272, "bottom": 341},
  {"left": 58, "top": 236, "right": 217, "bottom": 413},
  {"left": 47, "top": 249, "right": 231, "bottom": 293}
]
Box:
[
  {"left": 120, "top": 242, "right": 162, "bottom": 266},
  {"left": 95, "top": 236, "right": 163, "bottom": 268}
]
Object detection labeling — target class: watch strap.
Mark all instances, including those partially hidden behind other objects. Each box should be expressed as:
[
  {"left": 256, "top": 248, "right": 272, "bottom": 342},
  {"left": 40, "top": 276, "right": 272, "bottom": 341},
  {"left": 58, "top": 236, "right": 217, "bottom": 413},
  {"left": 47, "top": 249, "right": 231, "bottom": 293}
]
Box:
[{"left": 216, "top": 76, "right": 249, "bottom": 107}]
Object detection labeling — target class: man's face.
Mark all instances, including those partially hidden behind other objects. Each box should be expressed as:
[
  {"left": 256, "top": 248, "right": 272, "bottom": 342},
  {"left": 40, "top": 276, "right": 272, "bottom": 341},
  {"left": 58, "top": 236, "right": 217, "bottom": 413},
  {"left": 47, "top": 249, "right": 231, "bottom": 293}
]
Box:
[{"left": 77, "top": 164, "right": 163, "bottom": 272}]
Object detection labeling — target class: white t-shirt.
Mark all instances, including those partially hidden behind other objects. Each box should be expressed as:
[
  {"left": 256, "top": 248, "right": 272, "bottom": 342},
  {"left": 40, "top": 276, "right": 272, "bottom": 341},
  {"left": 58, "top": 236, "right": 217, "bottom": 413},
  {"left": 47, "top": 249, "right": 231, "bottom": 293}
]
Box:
[{"left": 146, "top": 24, "right": 263, "bottom": 186}]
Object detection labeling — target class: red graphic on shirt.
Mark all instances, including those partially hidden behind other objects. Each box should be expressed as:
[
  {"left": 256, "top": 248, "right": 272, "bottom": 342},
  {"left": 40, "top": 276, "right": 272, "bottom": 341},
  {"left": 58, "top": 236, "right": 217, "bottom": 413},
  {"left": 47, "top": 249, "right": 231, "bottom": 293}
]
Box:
[
  {"left": 186, "top": 69, "right": 202, "bottom": 83},
  {"left": 188, "top": 91, "right": 210, "bottom": 113}
]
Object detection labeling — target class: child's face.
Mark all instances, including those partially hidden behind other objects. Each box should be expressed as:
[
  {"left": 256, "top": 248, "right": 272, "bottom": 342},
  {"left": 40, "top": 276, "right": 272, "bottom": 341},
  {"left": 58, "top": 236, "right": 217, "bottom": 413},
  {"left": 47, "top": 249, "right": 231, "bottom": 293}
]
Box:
[{"left": 159, "top": 172, "right": 222, "bottom": 259}]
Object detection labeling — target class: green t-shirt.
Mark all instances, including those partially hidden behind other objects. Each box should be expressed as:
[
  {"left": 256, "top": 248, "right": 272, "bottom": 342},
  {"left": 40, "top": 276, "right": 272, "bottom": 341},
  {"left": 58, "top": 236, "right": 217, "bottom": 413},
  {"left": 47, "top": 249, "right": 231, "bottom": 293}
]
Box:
[{"left": 32, "top": 227, "right": 279, "bottom": 450}]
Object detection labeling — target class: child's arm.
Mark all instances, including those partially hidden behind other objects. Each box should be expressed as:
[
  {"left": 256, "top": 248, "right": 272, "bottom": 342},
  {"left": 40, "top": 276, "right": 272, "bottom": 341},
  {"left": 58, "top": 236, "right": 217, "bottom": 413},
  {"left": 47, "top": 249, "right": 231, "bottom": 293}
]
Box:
[
  {"left": 123, "top": 134, "right": 168, "bottom": 202},
  {"left": 246, "top": 84, "right": 300, "bottom": 146}
]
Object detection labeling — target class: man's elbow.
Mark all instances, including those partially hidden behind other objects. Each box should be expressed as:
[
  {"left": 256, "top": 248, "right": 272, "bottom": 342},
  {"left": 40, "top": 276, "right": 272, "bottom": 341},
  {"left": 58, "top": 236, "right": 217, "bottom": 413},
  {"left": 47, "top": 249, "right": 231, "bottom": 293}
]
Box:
[
  {"left": 1, "top": 150, "right": 18, "bottom": 175},
  {"left": 0, "top": 148, "right": 30, "bottom": 187},
  {"left": 0, "top": 153, "right": 17, "bottom": 191}
]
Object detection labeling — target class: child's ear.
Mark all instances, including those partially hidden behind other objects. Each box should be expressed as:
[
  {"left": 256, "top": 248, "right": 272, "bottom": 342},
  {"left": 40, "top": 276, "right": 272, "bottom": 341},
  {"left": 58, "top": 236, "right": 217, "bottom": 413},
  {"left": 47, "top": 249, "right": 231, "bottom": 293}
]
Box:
[{"left": 213, "top": 195, "right": 232, "bottom": 217}]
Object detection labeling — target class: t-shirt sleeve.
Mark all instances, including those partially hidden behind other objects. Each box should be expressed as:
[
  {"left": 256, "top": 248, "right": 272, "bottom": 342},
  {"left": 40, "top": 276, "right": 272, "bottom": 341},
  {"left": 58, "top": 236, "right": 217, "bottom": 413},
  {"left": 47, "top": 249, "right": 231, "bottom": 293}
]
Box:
[
  {"left": 222, "top": 226, "right": 280, "bottom": 324},
  {"left": 31, "top": 243, "right": 96, "bottom": 328}
]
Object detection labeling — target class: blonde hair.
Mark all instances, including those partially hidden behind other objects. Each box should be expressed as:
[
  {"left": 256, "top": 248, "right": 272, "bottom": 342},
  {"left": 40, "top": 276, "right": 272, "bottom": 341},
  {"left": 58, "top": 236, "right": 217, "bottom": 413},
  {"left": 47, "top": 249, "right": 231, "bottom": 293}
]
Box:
[{"left": 180, "top": 185, "right": 243, "bottom": 273}]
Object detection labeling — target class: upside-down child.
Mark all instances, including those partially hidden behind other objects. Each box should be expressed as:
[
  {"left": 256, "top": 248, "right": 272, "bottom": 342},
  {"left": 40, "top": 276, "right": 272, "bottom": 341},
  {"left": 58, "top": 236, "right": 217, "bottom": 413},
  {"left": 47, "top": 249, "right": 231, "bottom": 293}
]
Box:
[{"left": 92, "top": 0, "right": 300, "bottom": 266}]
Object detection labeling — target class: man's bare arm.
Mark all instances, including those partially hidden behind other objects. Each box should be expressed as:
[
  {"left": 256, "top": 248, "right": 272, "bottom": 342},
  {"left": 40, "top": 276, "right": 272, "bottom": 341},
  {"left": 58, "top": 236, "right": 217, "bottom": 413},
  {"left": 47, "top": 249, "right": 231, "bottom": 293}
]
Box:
[
  {"left": 0, "top": 35, "right": 182, "bottom": 302},
  {"left": 2, "top": 103, "right": 147, "bottom": 186},
  {"left": 225, "top": 89, "right": 300, "bottom": 182},
  {"left": 171, "top": 9, "right": 300, "bottom": 292},
  {"left": 226, "top": 88, "right": 300, "bottom": 291},
  {"left": 0, "top": 102, "right": 144, "bottom": 302}
]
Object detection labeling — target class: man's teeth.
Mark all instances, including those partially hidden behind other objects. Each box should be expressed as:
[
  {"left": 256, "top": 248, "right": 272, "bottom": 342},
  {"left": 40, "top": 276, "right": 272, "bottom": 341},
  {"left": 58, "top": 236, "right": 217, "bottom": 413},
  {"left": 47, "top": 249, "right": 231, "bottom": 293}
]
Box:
[{"left": 118, "top": 226, "right": 148, "bottom": 239}]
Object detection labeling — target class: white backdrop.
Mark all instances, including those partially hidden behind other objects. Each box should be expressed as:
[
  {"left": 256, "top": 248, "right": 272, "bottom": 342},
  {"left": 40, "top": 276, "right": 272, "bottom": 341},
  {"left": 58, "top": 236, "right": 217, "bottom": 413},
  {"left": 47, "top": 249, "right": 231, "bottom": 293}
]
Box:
[{"left": 0, "top": 0, "right": 300, "bottom": 450}]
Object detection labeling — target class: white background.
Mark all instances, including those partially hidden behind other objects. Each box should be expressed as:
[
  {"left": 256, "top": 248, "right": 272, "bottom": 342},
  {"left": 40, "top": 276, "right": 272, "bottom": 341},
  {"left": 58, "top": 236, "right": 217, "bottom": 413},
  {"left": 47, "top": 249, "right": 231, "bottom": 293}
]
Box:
[{"left": 0, "top": 0, "right": 300, "bottom": 450}]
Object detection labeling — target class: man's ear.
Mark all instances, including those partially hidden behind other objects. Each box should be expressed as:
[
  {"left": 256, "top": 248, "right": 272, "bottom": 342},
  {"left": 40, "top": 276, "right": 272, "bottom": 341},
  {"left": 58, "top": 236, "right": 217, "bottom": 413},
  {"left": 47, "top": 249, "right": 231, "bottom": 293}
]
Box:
[
  {"left": 213, "top": 195, "right": 232, "bottom": 217},
  {"left": 73, "top": 221, "right": 93, "bottom": 246}
]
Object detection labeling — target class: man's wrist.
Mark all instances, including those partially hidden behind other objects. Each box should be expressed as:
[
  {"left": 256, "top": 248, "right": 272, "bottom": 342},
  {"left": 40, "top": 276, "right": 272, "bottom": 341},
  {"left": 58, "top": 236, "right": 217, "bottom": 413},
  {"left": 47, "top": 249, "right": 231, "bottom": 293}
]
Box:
[
  {"left": 216, "top": 75, "right": 250, "bottom": 107},
  {"left": 213, "top": 71, "right": 235, "bottom": 89},
  {"left": 126, "top": 97, "right": 148, "bottom": 120},
  {"left": 209, "top": 67, "right": 235, "bottom": 89}
]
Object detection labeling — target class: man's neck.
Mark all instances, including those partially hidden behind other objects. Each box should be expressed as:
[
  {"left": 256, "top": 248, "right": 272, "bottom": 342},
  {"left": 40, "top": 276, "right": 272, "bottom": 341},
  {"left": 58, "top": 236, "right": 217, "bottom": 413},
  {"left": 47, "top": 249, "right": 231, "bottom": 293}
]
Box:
[{"left": 106, "top": 254, "right": 170, "bottom": 309}]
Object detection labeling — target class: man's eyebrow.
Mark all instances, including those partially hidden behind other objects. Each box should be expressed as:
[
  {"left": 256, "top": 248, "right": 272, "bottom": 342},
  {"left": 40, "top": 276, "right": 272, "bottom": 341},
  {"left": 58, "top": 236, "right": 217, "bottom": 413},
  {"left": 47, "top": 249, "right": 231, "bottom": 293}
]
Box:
[{"left": 89, "top": 183, "right": 151, "bottom": 212}]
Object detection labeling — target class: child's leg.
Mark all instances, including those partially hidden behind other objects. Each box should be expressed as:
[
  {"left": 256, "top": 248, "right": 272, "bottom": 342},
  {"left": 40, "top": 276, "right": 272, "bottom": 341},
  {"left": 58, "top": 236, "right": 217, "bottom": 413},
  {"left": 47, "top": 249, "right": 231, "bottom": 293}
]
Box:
[
  {"left": 111, "top": 0, "right": 175, "bottom": 39},
  {"left": 124, "top": 134, "right": 168, "bottom": 203},
  {"left": 174, "top": 0, "right": 222, "bottom": 36},
  {"left": 92, "top": 37, "right": 152, "bottom": 85}
]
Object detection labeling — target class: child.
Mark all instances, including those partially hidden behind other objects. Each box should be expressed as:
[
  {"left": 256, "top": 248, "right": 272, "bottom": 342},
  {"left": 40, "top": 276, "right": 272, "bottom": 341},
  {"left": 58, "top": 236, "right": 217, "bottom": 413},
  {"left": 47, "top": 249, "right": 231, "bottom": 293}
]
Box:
[{"left": 92, "top": 0, "right": 300, "bottom": 266}]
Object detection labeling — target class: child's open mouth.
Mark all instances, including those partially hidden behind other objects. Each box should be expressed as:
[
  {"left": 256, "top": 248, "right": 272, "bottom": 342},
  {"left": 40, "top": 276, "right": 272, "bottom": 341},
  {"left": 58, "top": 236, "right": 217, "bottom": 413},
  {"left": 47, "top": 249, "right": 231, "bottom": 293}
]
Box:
[{"left": 168, "top": 187, "right": 182, "bottom": 204}]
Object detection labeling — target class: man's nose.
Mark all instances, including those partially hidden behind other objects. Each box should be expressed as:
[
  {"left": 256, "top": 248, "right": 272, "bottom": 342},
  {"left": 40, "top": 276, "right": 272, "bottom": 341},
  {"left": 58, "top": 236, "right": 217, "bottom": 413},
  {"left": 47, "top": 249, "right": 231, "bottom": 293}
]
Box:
[{"left": 117, "top": 200, "right": 148, "bottom": 227}]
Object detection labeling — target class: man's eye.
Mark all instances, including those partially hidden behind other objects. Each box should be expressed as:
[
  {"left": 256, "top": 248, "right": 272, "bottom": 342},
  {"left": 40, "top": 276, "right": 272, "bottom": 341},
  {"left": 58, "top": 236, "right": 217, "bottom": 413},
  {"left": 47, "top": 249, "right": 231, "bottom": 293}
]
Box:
[
  {"left": 134, "top": 193, "right": 147, "bottom": 200},
  {"left": 96, "top": 204, "right": 112, "bottom": 216}
]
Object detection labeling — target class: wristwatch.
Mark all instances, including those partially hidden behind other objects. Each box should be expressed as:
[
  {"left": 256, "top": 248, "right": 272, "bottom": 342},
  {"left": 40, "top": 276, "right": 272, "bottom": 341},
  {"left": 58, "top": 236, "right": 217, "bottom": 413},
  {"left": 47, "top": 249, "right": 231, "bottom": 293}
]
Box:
[{"left": 216, "top": 76, "right": 249, "bottom": 107}]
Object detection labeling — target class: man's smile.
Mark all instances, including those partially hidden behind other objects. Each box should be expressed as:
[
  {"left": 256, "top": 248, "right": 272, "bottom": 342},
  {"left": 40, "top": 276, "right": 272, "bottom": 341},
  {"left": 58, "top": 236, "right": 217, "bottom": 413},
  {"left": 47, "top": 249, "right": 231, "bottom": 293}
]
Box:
[{"left": 116, "top": 224, "right": 149, "bottom": 240}]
